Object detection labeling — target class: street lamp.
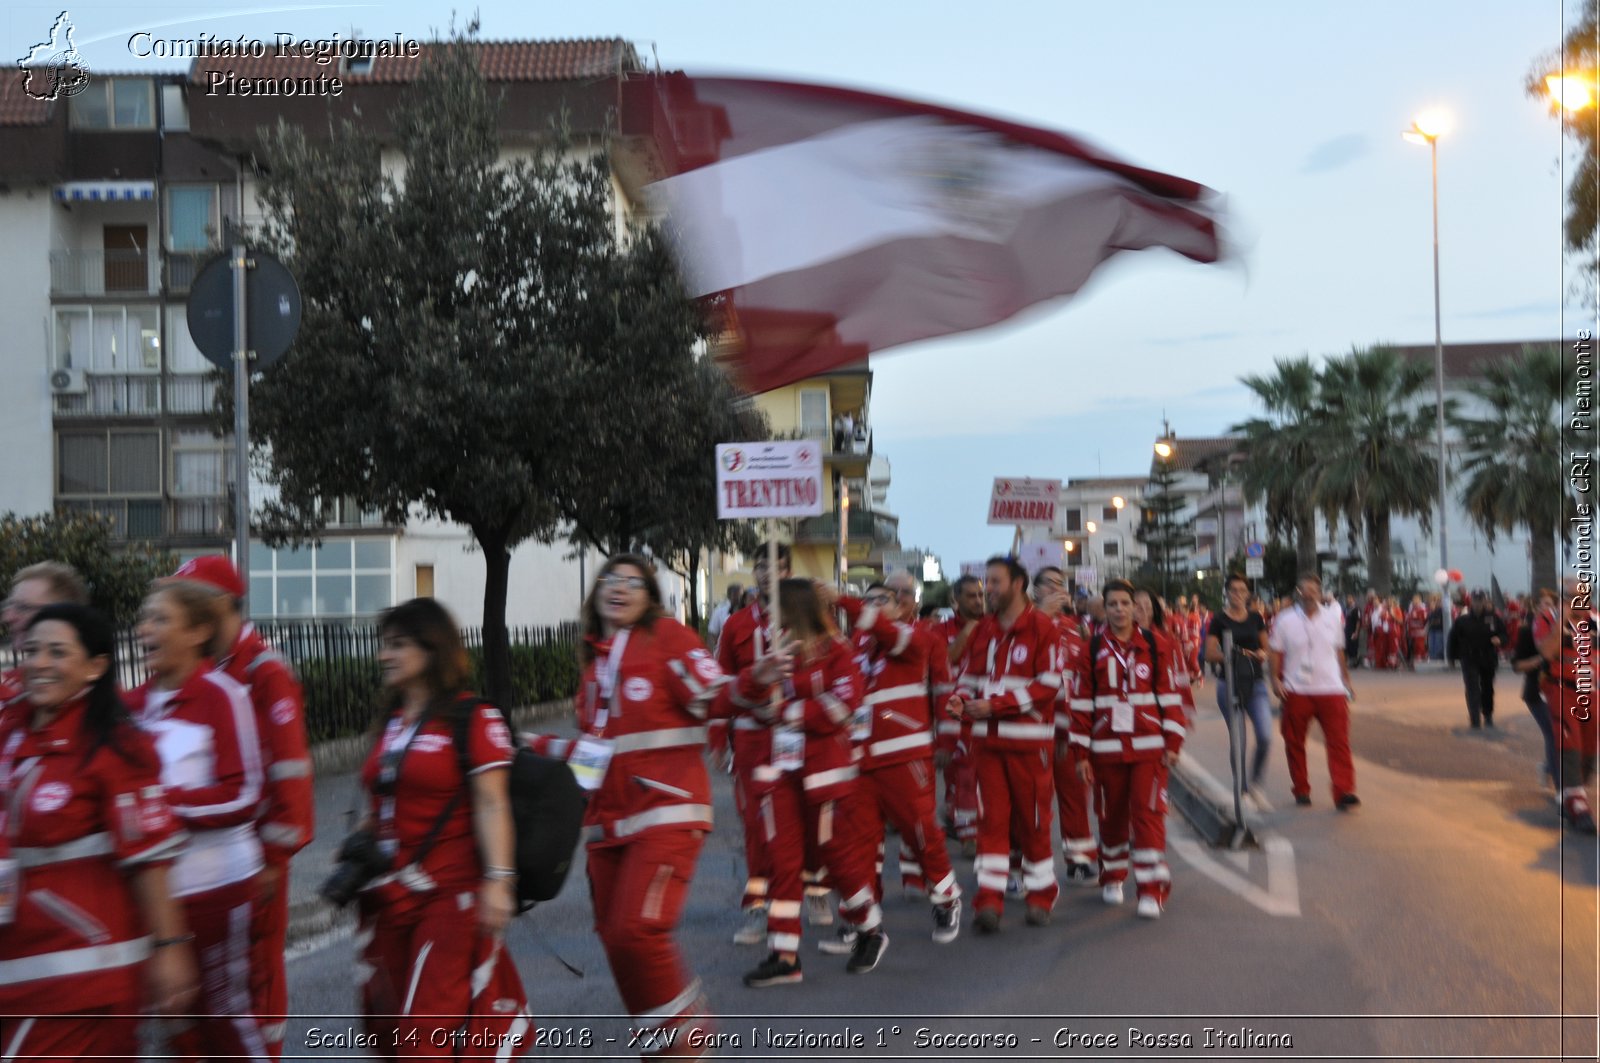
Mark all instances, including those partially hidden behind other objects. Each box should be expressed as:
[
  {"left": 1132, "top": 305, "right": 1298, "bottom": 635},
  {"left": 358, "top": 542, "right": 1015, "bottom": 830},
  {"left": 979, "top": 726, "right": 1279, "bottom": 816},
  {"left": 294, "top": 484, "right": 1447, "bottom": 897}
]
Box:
[
  {"left": 1545, "top": 74, "right": 1595, "bottom": 113},
  {"left": 1153, "top": 431, "right": 1177, "bottom": 600},
  {"left": 1403, "top": 108, "right": 1452, "bottom": 656}
]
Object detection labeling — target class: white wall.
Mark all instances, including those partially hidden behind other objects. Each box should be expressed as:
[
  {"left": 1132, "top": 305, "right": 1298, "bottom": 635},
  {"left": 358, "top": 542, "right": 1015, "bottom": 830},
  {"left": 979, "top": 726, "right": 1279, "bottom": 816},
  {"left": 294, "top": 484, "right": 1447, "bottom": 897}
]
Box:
[{"left": 0, "top": 187, "right": 57, "bottom": 516}]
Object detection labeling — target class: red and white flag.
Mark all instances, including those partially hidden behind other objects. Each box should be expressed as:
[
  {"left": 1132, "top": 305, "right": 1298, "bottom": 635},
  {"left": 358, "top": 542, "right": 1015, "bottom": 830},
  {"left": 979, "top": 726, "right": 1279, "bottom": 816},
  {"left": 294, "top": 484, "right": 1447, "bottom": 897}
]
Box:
[{"left": 629, "top": 74, "right": 1223, "bottom": 393}]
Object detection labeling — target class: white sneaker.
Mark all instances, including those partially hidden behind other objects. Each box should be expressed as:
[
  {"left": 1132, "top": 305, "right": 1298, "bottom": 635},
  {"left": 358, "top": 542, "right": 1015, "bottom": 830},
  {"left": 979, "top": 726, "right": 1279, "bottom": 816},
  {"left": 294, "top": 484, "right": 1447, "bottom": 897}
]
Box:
[
  {"left": 804, "top": 892, "right": 834, "bottom": 927},
  {"left": 1102, "top": 882, "right": 1125, "bottom": 906},
  {"left": 1005, "top": 872, "right": 1024, "bottom": 896},
  {"left": 733, "top": 907, "right": 766, "bottom": 946},
  {"left": 1136, "top": 896, "right": 1162, "bottom": 919}
]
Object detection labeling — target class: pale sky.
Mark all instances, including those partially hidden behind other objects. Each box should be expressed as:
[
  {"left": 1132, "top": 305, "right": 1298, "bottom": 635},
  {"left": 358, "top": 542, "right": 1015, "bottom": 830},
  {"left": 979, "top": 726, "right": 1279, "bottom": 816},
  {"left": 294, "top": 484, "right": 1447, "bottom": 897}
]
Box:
[{"left": 7, "top": 1, "right": 1584, "bottom": 573}]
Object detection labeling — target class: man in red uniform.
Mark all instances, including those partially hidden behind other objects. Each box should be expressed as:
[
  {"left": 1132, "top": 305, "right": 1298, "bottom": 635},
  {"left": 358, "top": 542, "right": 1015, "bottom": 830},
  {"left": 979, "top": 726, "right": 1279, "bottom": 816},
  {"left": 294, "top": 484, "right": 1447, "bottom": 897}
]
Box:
[
  {"left": 168, "top": 555, "right": 313, "bottom": 1060},
  {"left": 1068, "top": 578, "right": 1186, "bottom": 919},
  {"left": 931, "top": 574, "right": 985, "bottom": 858},
  {"left": 1, "top": 562, "right": 91, "bottom": 699},
  {"left": 1034, "top": 567, "right": 1097, "bottom": 886},
  {"left": 1541, "top": 576, "right": 1598, "bottom": 833},
  {"left": 950, "top": 555, "right": 1063, "bottom": 932}
]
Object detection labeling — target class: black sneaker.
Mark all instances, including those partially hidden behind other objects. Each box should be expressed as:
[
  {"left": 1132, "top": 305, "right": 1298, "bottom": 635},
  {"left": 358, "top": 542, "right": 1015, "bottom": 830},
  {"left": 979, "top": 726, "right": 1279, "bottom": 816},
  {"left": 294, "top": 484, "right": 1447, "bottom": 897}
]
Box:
[
  {"left": 743, "top": 952, "right": 803, "bottom": 988},
  {"left": 816, "top": 925, "right": 858, "bottom": 955},
  {"left": 1336, "top": 794, "right": 1362, "bottom": 812},
  {"left": 1065, "top": 861, "right": 1097, "bottom": 887},
  {"left": 932, "top": 899, "right": 961, "bottom": 944},
  {"left": 1294, "top": 793, "right": 1312, "bottom": 806},
  {"left": 1570, "top": 808, "right": 1598, "bottom": 834},
  {"left": 846, "top": 929, "right": 888, "bottom": 973},
  {"left": 974, "top": 908, "right": 1001, "bottom": 934}
]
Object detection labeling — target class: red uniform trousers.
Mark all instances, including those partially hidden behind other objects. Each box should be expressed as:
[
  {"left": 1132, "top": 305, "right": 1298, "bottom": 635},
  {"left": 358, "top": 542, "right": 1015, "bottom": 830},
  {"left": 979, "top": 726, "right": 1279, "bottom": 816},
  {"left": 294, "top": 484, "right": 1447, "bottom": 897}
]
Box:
[
  {"left": 757, "top": 777, "right": 881, "bottom": 955},
  {"left": 251, "top": 868, "right": 291, "bottom": 1059},
  {"left": 1545, "top": 680, "right": 1598, "bottom": 820},
  {"left": 731, "top": 728, "right": 775, "bottom": 911},
  {"left": 0, "top": 1007, "right": 139, "bottom": 1063},
  {"left": 587, "top": 830, "right": 711, "bottom": 1058},
  {"left": 1281, "top": 693, "right": 1357, "bottom": 802},
  {"left": 359, "top": 890, "right": 533, "bottom": 1060},
  {"left": 942, "top": 745, "right": 979, "bottom": 841},
  {"left": 1093, "top": 758, "right": 1171, "bottom": 901},
  {"left": 850, "top": 759, "right": 959, "bottom": 904},
  {"left": 972, "top": 746, "right": 1057, "bottom": 916},
  {"left": 171, "top": 879, "right": 270, "bottom": 1063},
  {"left": 1052, "top": 749, "right": 1097, "bottom": 870}
]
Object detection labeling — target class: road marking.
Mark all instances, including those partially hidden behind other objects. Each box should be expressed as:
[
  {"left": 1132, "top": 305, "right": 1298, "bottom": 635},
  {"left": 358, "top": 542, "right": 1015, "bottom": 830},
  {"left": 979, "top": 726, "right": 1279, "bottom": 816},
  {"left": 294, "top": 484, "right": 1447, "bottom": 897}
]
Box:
[
  {"left": 1171, "top": 829, "right": 1302, "bottom": 918},
  {"left": 1223, "top": 849, "right": 1250, "bottom": 872}
]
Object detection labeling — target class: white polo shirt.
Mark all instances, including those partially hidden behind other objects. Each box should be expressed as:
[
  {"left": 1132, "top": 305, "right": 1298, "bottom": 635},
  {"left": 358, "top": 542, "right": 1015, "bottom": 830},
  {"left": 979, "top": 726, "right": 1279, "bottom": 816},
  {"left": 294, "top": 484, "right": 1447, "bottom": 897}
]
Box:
[{"left": 1269, "top": 603, "right": 1348, "bottom": 696}]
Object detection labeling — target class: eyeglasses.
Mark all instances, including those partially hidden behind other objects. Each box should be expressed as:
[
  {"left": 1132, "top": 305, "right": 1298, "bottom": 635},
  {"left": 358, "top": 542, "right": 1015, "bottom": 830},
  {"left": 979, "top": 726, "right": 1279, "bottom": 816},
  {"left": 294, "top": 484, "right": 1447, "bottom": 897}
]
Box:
[
  {"left": 864, "top": 594, "right": 892, "bottom": 606},
  {"left": 600, "top": 575, "right": 649, "bottom": 591}
]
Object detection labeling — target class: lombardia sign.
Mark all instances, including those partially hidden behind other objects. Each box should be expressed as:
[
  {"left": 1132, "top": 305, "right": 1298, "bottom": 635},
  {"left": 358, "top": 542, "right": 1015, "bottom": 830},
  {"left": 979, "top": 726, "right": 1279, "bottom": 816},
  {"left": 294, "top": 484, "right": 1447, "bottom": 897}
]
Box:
[
  {"left": 716, "top": 441, "right": 825, "bottom": 519},
  {"left": 987, "top": 477, "right": 1061, "bottom": 526}
]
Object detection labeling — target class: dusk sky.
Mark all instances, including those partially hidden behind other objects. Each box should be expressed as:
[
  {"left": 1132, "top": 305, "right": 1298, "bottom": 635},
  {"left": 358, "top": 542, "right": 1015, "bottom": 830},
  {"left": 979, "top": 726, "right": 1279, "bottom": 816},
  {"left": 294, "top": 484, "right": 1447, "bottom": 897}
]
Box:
[{"left": 7, "top": 1, "right": 1583, "bottom": 574}]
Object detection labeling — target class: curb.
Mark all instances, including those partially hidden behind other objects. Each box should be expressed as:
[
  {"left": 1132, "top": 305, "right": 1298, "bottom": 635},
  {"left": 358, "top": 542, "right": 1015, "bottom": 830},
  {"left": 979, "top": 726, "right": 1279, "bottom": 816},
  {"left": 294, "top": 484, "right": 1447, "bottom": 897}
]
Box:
[
  {"left": 1167, "top": 755, "right": 1257, "bottom": 849},
  {"left": 285, "top": 698, "right": 575, "bottom": 947}
]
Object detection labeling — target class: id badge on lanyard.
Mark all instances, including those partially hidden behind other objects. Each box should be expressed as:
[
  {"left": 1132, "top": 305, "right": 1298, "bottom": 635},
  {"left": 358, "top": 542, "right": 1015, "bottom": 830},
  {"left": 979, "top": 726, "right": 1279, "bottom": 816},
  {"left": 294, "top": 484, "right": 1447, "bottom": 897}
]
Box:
[
  {"left": 376, "top": 717, "right": 419, "bottom": 858},
  {"left": 1106, "top": 642, "right": 1135, "bottom": 734},
  {"left": 772, "top": 726, "right": 805, "bottom": 772},
  {"left": 569, "top": 736, "right": 615, "bottom": 791},
  {"left": 850, "top": 703, "right": 872, "bottom": 743}
]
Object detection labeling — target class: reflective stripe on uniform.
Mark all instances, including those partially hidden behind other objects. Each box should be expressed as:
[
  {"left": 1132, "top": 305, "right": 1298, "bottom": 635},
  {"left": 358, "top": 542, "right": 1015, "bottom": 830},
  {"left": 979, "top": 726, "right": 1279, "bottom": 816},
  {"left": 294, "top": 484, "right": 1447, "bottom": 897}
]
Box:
[
  {"left": 802, "top": 765, "right": 858, "bottom": 791},
  {"left": 260, "top": 823, "right": 306, "bottom": 847},
  {"left": 634, "top": 979, "right": 704, "bottom": 1030},
  {"left": 993, "top": 722, "right": 1053, "bottom": 741},
  {"left": 865, "top": 683, "right": 928, "bottom": 705},
  {"left": 588, "top": 803, "right": 713, "bottom": 841},
  {"left": 13, "top": 832, "right": 114, "bottom": 868},
  {"left": 611, "top": 727, "right": 707, "bottom": 755},
  {"left": 267, "top": 759, "right": 312, "bottom": 780},
  {"left": 867, "top": 732, "right": 931, "bottom": 758},
  {"left": 0, "top": 936, "right": 150, "bottom": 986}
]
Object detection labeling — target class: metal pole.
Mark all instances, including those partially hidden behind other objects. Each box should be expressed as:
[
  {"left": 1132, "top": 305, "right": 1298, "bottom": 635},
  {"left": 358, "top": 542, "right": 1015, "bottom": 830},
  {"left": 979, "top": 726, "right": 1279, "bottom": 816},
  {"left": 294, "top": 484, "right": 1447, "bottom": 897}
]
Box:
[
  {"left": 232, "top": 242, "right": 251, "bottom": 617},
  {"left": 1222, "top": 629, "right": 1245, "bottom": 841},
  {"left": 1431, "top": 136, "right": 1451, "bottom": 657},
  {"left": 837, "top": 476, "right": 849, "bottom": 592}
]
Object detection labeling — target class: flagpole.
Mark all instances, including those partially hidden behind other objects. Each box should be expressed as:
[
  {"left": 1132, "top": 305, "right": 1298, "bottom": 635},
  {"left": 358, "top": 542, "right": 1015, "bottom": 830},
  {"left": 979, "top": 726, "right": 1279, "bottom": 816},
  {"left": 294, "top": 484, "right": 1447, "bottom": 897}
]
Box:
[{"left": 767, "top": 520, "right": 780, "bottom": 651}]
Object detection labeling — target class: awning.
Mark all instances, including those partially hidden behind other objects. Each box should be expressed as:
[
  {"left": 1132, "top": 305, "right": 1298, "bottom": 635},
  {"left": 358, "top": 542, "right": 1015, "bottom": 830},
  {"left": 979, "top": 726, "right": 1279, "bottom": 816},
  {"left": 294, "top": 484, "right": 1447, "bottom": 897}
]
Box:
[{"left": 53, "top": 180, "right": 155, "bottom": 202}]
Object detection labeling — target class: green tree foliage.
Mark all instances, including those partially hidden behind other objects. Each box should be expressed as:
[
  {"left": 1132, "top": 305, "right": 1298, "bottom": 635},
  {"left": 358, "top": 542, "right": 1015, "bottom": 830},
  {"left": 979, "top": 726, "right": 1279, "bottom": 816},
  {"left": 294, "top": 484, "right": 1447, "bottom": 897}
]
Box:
[
  {"left": 1527, "top": 0, "right": 1600, "bottom": 282},
  {"left": 1232, "top": 356, "right": 1322, "bottom": 575},
  {"left": 1450, "top": 344, "right": 1577, "bottom": 594},
  {"left": 1137, "top": 458, "right": 1193, "bottom": 600},
  {"left": 236, "top": 32, "right": 747, "bottom": 705},
  {"left": 0, "top": 511, "right": 175, "bottom": 627}
]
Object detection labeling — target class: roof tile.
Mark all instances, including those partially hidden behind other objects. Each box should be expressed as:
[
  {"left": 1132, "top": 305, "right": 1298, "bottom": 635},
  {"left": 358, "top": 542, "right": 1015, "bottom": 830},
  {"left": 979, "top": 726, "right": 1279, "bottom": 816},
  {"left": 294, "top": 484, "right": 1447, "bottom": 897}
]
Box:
[{"left": 188, "top": 38, "right": 639, "bottom": 86}]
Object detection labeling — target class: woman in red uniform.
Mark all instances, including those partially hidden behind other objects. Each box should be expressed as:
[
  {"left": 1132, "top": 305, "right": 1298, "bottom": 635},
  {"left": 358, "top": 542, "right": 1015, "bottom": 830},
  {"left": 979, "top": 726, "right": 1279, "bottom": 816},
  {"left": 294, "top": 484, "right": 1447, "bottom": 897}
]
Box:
[
  {"left": 126, "top": 581, "right": 269, "bottom": 1062},
  {"left": 1541, "top": 578, "right": 1599, "bottom": 833},
  {"left": 352, "top": 598, "right": 529, "bottom": 1059},
  {"left": 0, "top": 603, "right": 195, "bottom": 1062},
  {"left": 1134, "top": 589, "right": 1194, "bottom": 725},
  {"left": 530, "top": 554, "right": 775, "bottom": 1056},
  {"left": 734, "top": 578, "right": 887, "bottom": 987}
]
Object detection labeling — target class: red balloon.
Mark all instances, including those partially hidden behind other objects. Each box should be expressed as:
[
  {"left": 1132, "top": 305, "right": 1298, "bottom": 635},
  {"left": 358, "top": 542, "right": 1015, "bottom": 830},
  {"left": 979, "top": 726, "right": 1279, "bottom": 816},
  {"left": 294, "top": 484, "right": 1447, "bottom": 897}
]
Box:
[{"left": 1448, "top": 569, "right": 1463, "bottom": 583}]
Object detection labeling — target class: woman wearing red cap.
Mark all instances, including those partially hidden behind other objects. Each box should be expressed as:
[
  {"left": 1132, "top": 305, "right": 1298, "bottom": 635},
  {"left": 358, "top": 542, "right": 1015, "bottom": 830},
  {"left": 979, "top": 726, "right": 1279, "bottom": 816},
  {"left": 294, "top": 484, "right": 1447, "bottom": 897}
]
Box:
[{"left": 125, "top": 580, "right": 270, "bottom": 1061}]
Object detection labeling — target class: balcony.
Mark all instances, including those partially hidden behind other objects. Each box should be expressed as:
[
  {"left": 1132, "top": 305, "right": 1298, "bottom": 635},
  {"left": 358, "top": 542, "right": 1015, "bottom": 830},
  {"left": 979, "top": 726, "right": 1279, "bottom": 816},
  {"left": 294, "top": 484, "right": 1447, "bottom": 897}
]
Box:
[
  {"left": 165, "top": 251, "right": 214, "bottom": 294},
  {"left": 53, "top": 373, "right": 161, "bottom": 417},
  {"left": 168, "top": 373, "right": 220, "bottom": 415},
  {"left": 58, "top": 497, "right": 165, "bottom": 540},
  {"left": 171, "top": 497, "right": 230, "bottom": 537},
  {"left": 795, "top": 508, "right": 899, "bottom": 546},
  {"left": 50, "top": 250, "right": 160, "bottom": 297}
]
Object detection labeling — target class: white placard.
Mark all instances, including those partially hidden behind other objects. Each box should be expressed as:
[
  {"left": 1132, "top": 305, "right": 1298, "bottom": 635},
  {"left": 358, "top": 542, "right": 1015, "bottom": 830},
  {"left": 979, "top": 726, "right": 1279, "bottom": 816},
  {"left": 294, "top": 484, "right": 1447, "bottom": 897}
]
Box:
[
  {"left": 987, "top": 477, "right": 1061, "bottom": 527},
  {"left": 1075, "top": 566, "right": 1098, "bottom": 588},
  {"left": 882, "top": 550, "right": 921, "bottom": 575},
  {"left": 716, "top": 441, "right": 825, "bottom": 519},
  {"left": 1245, "top": 557, "right": 1265, "bottom": 578},
  {"left": 1016, "top": 541, "right": 1065, "bottom": 577}
]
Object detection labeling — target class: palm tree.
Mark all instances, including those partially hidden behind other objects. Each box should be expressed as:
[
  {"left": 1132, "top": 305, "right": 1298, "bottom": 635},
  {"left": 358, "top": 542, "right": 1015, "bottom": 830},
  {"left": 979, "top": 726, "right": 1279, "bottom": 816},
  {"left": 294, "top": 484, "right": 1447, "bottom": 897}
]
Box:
[
  {"left": 1450, "top": 344, "right": 1567, "bottom": 593},
  {"left": 1232, "top": 356, "right": 1323, "bottom": 576},
  {"left": 1310, "top": 345, "right": 1441, "bottom": 597}
]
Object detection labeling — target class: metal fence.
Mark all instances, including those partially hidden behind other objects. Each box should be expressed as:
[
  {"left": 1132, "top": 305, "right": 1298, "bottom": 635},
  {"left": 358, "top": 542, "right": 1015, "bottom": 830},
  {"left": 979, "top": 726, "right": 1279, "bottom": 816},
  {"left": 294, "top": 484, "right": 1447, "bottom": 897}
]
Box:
[{"left": 9, "top": 620, "right": 582, "bottom": 742}]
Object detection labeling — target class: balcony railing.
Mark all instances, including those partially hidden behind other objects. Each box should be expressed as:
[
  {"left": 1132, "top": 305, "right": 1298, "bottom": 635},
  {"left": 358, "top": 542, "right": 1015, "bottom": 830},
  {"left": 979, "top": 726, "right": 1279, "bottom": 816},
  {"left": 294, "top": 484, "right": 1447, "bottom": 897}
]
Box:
[
  {"left": 168, "top": 373, "right": 220, "bottom": 415},
  {"left": 171, "top": 496, "right": 230, "bottom": 536},
  {"left": 57, "top": 497, "right": 165, "bottom": 540},
  {"left": 795, "top": 509, "right": 899, "bottom": 546},
  {"left": 165, "top": 251, "right": 212, "bottom": 294},
  {"left": 53, "top": 373, "right": 162, "bottom": 417},
  {"left": 50, "top": 250, "right": 160, "bottom": 296}
]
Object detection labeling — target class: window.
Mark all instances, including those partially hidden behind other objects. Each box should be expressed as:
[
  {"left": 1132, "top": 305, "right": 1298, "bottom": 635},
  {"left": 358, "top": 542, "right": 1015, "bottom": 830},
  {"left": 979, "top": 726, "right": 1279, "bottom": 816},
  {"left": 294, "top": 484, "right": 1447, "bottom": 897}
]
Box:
[
  {"left": 1102, "top": 505, "right": 1120, "bottom": 521},
  {"left": 166, "top": 186, "right": 216, "bottom": 251},
  {"left": 1064, "top": 508, "right": 1082, "bottom": 532},
  {"left": 72, "top": 79, "right": 155, "bottom": 129},
  {"left": 54, "top": 307, "right": 159, "bottom": 372},
  {"left": 160, "top": 85, "right": 188, "bottom": 131},
  {"left": 171, "top": 429, "right": 231, "bottom": 496},
  {"left": 1104, "top": 542, "right": 1120, "bottom": 558},
  {"left": 57, "top": 429, "right": 161, "bottom": 495},
  {"left": 799, "top": 389, "right": 829, "bottom": 440},
  {"left": 250, "top": 536, "right": 394, "bottom": 620},
  {"left": 415, "top": 564, "right": 435, "bottom": 597}
]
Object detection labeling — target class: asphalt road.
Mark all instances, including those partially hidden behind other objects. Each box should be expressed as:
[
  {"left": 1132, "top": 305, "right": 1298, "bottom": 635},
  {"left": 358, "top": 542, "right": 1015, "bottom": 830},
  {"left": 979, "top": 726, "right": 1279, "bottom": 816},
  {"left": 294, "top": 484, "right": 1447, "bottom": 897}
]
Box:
[{"left": 270, "top": 665, "right": 1597, "bottom": 1061}]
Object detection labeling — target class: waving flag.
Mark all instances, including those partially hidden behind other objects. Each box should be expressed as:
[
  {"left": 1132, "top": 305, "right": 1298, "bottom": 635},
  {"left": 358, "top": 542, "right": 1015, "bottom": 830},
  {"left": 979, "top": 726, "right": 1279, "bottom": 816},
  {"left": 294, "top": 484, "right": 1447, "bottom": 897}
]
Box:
[{"left": 627, "top": 74, "right": 1224, "bottom": 393}]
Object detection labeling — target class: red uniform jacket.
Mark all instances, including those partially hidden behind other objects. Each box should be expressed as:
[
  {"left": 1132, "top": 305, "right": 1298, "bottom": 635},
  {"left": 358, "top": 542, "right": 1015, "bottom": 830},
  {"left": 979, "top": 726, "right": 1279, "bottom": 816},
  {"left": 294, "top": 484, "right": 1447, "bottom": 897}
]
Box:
[
  {"left": 1050, "top": 614, "right": 1091, "bottom": 753},
  {"left": 735, "top": 635, "right": 862, "bottom": 802},
  {"left": 530, "top": 618, "right": 725, "bottom": 844},
  {"left": 953, "top": 605, "right": 1063, "bottom": 753},
  {"left": 927, "top": 616, "right": 974, "bottom": 756},
  {"left": 1069, "top": 625, "right": 1186, "bottom": 763},
  {"left": 218, "top": 625, "right": 314, "bottom": 868},
  {"left": 713, "top": 602, "right": 775, "bottom": 743},
  {"left": 842, "top": 602, "right": 950, "bottom": 770},
  {"left": 0, "top": 668, "right": 20, "bottom": 704},
  {"left": 0, "top": 695, "right": 185, "bottom": 1014}
]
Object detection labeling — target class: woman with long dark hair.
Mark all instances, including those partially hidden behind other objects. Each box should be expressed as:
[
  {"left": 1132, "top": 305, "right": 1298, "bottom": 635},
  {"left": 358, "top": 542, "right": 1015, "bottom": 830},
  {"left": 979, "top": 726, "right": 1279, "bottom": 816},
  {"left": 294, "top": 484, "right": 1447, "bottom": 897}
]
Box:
[
  {"left": 354, "top": 597, "right": 530, "bottom": 1059},
  {"left": 125, "top": 581, "right": 269, "bottom": 1061},
  {"left": 0, "top": 603, "right": 195, "bottom": 1061},
  {"left": 529, "top": 553, "right": 771, "bottom": 1057},
  {"left": 735, "top": 578, "right": 887, "bottom": 987}
]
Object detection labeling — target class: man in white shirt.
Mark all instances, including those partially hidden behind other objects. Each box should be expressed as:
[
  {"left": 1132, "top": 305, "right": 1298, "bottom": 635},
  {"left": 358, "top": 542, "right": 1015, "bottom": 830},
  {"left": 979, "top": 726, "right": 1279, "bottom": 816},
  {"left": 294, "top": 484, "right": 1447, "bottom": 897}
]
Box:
[
  {"left": 709, "top": 582, "right": 741, "bottom": 647},
  {"left": 1268, "top": 572, "right": 1360, "bottom": 811}
]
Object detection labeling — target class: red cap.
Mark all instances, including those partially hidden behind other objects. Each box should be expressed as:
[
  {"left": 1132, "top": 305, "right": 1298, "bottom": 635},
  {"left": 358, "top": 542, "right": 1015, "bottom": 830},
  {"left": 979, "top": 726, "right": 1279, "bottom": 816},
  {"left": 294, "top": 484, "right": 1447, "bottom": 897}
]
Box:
[{"left": 169, "top": 555, "right": 245, "bottom": 599}]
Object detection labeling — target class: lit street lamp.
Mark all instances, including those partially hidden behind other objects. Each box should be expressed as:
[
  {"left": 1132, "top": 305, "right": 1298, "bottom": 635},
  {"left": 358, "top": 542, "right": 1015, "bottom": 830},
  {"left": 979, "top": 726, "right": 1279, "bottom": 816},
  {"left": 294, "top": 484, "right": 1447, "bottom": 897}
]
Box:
[
  {"left": 1403, "top": 108, "right": 1452, "bottom": 654},
  {"left": 1153, "top": 430, "right": 1177, "bottom": 601},
  {"left": 1545, "top": 74, "right": 1595, "bottom": 113}
]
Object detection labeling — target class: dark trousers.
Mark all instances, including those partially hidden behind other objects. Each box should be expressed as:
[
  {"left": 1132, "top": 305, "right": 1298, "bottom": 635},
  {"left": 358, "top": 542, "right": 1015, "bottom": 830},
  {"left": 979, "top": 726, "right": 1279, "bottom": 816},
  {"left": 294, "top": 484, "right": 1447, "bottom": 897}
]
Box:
[{"left": 1461, "top": 663, "right": 1497, "bottom": 727}]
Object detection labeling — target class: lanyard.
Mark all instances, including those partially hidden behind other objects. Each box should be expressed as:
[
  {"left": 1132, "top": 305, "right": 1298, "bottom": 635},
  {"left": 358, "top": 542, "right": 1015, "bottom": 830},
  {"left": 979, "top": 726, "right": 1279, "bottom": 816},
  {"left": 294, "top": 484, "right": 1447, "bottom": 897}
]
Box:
[
  {"left": 376, "top": 714, "right": 427, "bottom": 835},
  {"left": 594, "top": 627, "right": 631, "bottom": 734},
  {"left": 1103, "top": 635, "right": 1134, "bottom": 696}
]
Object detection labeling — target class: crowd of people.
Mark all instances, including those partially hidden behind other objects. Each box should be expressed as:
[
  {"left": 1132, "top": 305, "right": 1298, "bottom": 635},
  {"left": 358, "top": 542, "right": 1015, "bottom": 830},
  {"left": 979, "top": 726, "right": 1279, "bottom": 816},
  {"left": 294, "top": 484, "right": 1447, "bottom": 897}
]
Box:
[{"left": 0, "top": 549, "right": 1593, "bottom": 1061}]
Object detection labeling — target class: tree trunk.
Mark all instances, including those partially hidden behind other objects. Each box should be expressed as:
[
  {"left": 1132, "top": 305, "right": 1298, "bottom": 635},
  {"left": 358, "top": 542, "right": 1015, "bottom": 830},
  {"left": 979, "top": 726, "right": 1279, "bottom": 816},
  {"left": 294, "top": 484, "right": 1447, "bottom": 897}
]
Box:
[
  {"left": 474, "top": 524, "right": 514, "bottom": 711},
  {"left": 1367, "top": 507, "right": 1394, "bottom": 599},
  {"left": 685, "top": 549, "right": 703, "bottom": 632},
  {"left": 1294, "top": 501, "right": 1318, "bottom": 577},
  {"left": 1530, "top": 514, "right": 1559, "bottom": 596}
]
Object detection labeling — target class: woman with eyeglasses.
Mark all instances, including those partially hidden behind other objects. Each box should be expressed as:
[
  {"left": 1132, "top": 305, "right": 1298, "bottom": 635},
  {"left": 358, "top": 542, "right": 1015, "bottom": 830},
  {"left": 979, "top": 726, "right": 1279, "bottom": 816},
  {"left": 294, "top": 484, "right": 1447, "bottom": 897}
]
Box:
[
  {"left": 124, "top": 579, "right": 269, "bottom": 1061},
  {"left": 527, "top": 554, "right": 773, "bottom": 1056},
  {"left": 352, "top": 597, "right": 529, "bottom": 1059},
  {"left": 0, "top": 603, "right": 195, "bottom": 1062}
]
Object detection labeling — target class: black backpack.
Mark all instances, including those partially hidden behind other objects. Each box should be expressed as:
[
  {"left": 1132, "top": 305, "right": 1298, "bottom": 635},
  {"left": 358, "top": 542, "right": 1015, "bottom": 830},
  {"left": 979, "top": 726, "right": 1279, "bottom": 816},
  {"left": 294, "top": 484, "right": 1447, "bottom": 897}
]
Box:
[{"left": 455, "top": 704, "right": 587, "bottom": 911}]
